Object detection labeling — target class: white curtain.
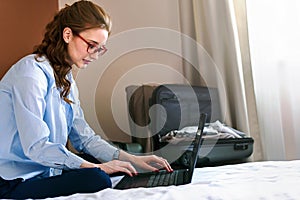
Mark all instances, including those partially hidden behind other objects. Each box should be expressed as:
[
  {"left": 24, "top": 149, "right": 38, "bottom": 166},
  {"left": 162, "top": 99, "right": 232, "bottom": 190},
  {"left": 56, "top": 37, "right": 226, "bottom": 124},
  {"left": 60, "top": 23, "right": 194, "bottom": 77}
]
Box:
[
  {"left": 189, "top": 0, "right": 300, "bottom": 161},
  {"left": 189, "top": 0, "right": 263, "bottom": 161},
  {"left": 246, "top": 0, "right": 300, "bottom": 160}
]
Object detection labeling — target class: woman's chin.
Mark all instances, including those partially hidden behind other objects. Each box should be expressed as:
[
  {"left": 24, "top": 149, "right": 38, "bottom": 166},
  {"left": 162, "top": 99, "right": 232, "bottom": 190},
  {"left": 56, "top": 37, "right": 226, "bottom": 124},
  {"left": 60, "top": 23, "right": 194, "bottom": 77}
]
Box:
[
  {"left": 75, "top": 63, "right": 88, "bottom": 69},
  {"left": 81, "top": 64, "right": 88, "bottom": 69}
]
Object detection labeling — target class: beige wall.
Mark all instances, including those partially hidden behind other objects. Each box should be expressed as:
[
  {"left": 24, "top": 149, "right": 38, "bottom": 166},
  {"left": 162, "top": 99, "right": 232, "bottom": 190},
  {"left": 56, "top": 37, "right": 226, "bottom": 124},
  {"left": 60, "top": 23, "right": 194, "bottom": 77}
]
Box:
[
  {"left": 60, "top": 0, "right": 186, "bottom": 143},
  {"left": 0, "top": 0, "right": 58, "bottom": 79}
]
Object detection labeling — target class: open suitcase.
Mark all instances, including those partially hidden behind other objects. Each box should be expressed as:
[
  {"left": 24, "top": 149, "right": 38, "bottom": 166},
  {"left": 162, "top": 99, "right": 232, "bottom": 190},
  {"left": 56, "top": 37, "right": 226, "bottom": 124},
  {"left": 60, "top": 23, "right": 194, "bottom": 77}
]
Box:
[{"left": 126, "top": 84, "right": 254, "bottom": 167}]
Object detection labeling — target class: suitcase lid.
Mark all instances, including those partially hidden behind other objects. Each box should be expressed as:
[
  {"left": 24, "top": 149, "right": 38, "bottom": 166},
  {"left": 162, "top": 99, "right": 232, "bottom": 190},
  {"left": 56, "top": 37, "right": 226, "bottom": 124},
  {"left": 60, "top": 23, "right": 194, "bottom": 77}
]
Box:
[{"left": 149, "top": 84, "right": 222, "bottom": 137}]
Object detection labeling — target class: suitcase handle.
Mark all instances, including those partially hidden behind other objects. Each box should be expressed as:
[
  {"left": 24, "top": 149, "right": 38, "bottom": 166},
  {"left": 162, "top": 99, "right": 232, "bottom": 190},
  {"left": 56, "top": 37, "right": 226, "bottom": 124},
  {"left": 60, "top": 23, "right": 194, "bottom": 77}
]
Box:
[{"left": 234, "top": 143, "right": 249, "bottom": 151}]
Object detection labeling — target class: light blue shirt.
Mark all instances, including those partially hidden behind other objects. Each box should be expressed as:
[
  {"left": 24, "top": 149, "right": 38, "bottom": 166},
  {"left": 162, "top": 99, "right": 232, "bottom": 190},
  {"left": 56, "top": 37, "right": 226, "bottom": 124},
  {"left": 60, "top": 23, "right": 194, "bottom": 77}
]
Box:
[{"left": 0, "top": 54, "right": 117, "bottom": 180}]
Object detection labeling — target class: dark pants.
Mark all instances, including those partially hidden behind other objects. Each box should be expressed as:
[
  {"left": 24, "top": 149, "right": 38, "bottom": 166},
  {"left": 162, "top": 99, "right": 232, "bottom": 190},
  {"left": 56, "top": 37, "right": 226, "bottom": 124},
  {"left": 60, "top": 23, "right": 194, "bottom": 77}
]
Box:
[{"left": 0, "top": 154, "right": 111, "bottom": 199}]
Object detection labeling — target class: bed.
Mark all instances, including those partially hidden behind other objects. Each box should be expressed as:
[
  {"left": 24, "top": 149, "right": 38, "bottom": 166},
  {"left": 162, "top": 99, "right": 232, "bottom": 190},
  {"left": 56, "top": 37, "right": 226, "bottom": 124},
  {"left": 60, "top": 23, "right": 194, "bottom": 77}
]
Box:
[{"left": 45, "top": 160, "right": 300, "bottom": 200}]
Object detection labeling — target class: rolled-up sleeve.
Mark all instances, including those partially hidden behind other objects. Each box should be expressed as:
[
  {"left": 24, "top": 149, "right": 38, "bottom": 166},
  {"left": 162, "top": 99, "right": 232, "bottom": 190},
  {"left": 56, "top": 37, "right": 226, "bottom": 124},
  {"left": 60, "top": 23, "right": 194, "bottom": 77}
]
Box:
[{"left": 68, "top": 82, "right": 117, "bottom": 162}]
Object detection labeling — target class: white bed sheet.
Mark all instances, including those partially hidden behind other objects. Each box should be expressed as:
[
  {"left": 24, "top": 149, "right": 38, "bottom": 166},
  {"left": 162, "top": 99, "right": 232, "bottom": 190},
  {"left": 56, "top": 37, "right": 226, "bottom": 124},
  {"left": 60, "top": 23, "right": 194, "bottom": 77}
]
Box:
[{"left": 46, "top": 160, "right": 300, "bottom": 200}]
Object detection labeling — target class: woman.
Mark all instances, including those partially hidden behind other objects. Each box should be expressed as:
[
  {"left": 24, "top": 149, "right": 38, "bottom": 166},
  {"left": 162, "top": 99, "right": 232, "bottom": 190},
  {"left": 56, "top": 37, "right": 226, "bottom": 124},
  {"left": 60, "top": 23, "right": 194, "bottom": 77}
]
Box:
[{"left": 0, "top": 1, "right": 172, "bottom": 199}]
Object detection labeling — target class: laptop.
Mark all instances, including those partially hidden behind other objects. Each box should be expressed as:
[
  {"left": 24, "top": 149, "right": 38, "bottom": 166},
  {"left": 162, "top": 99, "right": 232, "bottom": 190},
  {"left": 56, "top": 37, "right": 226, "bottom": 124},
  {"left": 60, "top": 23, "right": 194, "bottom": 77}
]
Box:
[{"left": 114, "top": 113, "right": 207, "bottom": 189}]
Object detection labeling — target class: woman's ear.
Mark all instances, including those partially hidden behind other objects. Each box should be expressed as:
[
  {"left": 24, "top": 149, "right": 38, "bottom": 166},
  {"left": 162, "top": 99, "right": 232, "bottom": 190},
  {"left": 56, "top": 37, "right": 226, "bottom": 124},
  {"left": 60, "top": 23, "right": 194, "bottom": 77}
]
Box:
[{"left": 63, "top": 27, "right": 73, "bottom": 43}]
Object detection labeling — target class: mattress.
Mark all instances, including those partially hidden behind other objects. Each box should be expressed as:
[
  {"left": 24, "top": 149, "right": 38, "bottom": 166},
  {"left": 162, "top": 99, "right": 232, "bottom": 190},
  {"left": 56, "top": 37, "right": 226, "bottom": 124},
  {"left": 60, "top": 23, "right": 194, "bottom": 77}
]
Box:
[{"left": 45, "top": 160, "right": 300, "bottom": 200}]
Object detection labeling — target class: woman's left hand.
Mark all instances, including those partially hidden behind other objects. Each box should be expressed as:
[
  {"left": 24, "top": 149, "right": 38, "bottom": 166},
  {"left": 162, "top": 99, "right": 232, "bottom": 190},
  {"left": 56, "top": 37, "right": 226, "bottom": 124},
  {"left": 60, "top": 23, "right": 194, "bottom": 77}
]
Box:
[{"left": 119, "top": 151, "right": 173, "bottom": 173}]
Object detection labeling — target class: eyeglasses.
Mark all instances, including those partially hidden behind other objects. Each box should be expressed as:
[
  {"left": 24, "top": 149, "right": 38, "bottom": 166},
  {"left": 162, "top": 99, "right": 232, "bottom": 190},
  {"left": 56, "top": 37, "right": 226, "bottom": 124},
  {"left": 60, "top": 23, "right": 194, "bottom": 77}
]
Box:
[{"left": 75, "top": 34, "right": 107, "bottom": 56}]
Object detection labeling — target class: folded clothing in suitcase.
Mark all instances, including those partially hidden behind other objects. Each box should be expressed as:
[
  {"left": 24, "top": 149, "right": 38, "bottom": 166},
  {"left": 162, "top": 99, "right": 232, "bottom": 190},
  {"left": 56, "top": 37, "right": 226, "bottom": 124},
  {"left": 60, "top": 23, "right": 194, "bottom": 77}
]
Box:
[
  {"left": 147, "top": 84, "right": 254, "bottom": 167},
  {"left": 159, "top": 123, "right": 254, "bottom": 167}
]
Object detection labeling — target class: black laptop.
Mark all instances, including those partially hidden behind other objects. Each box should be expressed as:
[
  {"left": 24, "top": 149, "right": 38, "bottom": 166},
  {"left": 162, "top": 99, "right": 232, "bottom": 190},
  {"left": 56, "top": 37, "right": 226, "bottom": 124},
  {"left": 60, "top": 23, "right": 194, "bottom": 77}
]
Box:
[{"left": 114, "top": 113, "right": 207, "bottom": 189}]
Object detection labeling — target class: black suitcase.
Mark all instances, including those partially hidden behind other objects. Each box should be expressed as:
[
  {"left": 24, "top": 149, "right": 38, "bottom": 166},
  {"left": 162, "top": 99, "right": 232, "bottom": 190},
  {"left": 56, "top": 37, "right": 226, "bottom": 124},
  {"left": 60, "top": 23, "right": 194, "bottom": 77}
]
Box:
[{"left": 148, "top": 84, "right": 254, "bottom": 167}]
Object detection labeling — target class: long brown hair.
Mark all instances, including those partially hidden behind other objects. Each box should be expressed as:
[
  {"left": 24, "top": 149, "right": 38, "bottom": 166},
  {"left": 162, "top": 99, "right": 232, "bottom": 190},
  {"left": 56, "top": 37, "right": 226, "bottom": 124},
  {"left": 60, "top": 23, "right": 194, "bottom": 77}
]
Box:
[{"left": 34, "top": 0, "right": 112, "bottom": 104}]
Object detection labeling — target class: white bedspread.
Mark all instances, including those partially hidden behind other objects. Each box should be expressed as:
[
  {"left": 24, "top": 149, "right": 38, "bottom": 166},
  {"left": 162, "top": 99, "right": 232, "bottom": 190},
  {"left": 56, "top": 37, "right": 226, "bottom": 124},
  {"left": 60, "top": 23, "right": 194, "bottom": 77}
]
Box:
[{"left": 46, "top": 160, "right": 300, "bottom": 200}]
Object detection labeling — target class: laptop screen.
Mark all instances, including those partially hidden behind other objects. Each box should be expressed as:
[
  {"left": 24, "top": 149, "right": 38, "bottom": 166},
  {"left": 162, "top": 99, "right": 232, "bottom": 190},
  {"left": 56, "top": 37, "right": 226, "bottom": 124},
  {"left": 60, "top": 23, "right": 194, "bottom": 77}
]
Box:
[{"left": 186, "top": 113, "right": 207, "bottom": 180}]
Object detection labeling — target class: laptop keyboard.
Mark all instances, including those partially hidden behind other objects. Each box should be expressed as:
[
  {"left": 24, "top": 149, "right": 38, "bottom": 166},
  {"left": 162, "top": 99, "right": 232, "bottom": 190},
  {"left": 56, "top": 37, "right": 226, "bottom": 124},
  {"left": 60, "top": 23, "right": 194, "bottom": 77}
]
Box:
[
  {"left": 147, "top": 170, "right": 179, "bottom": 187},
  {"left": 115, "top": 169, "right": 187, "bottom": 189}
]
